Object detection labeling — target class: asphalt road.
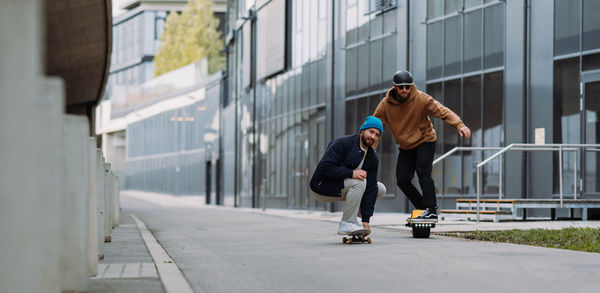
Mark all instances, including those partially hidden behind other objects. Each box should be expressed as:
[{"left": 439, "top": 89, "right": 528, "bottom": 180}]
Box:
[{"left": 124, "top": 195, "right": 600, "bottom": 293}]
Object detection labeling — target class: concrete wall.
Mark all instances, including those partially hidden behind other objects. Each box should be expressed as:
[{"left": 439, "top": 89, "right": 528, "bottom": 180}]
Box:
[
  {"left": 504, "top": 0, "right": 526, "bottom": 200},
  {"left": 1, "top": 1, "right": 61, "bottom": 292},
  {"left": 529, "top": 2, "right": 554, "bottom": 204},
  {"left": 0, "top": 1, "right": 120, "bottom": 292}
]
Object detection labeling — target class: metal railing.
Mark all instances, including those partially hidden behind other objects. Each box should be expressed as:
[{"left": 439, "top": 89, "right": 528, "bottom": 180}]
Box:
[{"left": 434, "top": 143, "right": 600, "bottom": 223}]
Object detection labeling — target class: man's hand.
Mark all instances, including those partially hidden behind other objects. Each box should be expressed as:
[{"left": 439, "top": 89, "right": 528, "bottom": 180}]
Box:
[
  {"left": 458, "top": 126, "right": 471, "bottom": 139},
  {"left": 352, "top": 170, "right": 367, "bottom": 180},
  {"left": 362, "top": 222, "right": 371, "bottom": 236}
]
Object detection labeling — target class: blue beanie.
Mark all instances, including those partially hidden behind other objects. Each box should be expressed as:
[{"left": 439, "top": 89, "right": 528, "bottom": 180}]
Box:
[{"left": 360, "top": 116, "right": 383, "bottom": 133}]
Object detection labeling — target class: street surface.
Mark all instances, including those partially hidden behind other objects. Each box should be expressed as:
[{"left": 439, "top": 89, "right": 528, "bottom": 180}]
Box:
[{"left": 124, "top": 193, "right": 600, "bottom": 293}]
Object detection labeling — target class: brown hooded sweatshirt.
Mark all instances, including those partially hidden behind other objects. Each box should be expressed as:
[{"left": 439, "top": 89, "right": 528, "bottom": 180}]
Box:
[{"left": 373, "top": 85, "right": 465, "bottom": 150}]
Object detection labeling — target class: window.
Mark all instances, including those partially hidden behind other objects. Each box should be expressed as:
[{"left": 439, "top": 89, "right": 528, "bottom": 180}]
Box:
[
  {"left": 445, "top": 16, "right": 462, "bottom": 76},
  {"left": 427, "top": 21, "right": 443, "bottom": 79},
  {"left": 484, "top": 4, "right": 504, "bottom": 69},
  {"left": 582, "top": 0, "right": 600, "bottom": 51},
  {"left": 482, "top": 71, "right": 504, "bottom": 194},
  {"left": 365, "top": 0, "right": 397, "bottom": 15},
  {"left": 463, "top": 10, "right": 482, "bottom": 73},
  {"left": 427, "top": 0, "right": 444, "bottom": 19},
  {"left": 554, "top": 0, "right": 580, "bottom": 56},
  {"left": 443, "top": 79, "right": 462, "bottom": 194}
]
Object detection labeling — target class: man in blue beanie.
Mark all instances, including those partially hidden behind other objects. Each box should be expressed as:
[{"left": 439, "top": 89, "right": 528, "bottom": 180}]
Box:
[{"left": 310, "top": 116, "right": 387, "bottom": 235}]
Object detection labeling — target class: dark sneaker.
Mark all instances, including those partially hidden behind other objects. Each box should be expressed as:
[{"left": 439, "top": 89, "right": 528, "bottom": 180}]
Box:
[{"left": 413, "top": 208, "right": 438, "bottom": 222}]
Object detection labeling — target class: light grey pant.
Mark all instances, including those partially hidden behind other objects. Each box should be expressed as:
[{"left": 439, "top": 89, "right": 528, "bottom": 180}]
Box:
[{"left": 312, "top": 179, "right": 386, "bottom": 223}]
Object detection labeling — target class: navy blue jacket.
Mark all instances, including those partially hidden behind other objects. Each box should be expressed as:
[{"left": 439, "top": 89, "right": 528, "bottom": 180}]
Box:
[{"left": 310, "top": 134, "right": 379, "bottom": 223}]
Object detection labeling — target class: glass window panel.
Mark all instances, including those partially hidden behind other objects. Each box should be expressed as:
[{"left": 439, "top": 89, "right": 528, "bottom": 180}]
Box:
[
  {"left": 302, "top": 0, "right": 310, "bottom": 63},
  {"left": 313, "top": 0, "right": 321, "bottom": 60},
  {"left": 294, "top": 30, "right": 303, "bottom": 67},
  {"left": 554, "top": 0, "right": 580, "bottom": 56},
  {"left": 367, "top": 95, "right": 394, "bottom": 193},
  {"left": 302, "top": 68, "right": 309, "bottom": 109},
  {"left": 584, "top": 81, "right": 600, "bottom": 192},
  {"left": 370, "top": 39, "right": 383, "bottom": 90},
  {"left": 318, "top": 17, "right": 327, "bottom": 58},
  {"left": 358, "top": 14, "right": 369, "bottom": 41},
  {"left": 552, "top": 57, "right": 580, "bottom": 194},
  {"left": 443, "top": 79, "right": 462, "bottom": 194},
  {"left": 445, "top": 16, "right": 462, "bottom": 76},
  {"left": 443, "top": 79, "right": 462, "bottom": 152},
  {"left": 346, "top": 1, "right": 358, "bottom": 44},
  {"left": 370, "top": 14, "right": 383, "bottom": 38},
  {"left": 382, "top": 35, "right": 397, "bottom": 85},
  {"left": 445, "top": 0, "right": 462, "bottom": 14},
  {"left": 318, "top": 59, "right": 327, "bottom": 105},
  {"left": 484, "top": 4, "right": 504, "bottom": 69},
  {"left": 482, "top": 71, "right": 503, "bottom": 195},
  {"left": 553, "top": 57, "right": 581, "bottom": 145},
  {"left": 583, "top": 0, "right": 600, "bottom": 51},
  {"left": 583, "top": 53, "right": 600, "bottom": 71},
  {"left": 427, "top": 21, "right": 443, "bottom": 79},
  {"left": 462, "top": 75, "right": 482, "bottom": 195},
  {"left": 383, "top": 10, "right": 396, "bottom": 34},
  {"left": 428, "top": 0, "right": 444, "bottom": 19},
  {"left": 309, "top": 61, "right": 318, "bottom": 106},
  {"left": 319, "top": 0, "right": 327, "bottom": 20},
  {"left": 357, "top": 43, "right": 370, "bottom": 94},
  {"left": 427, "top": 82, "right": 444, "bottom": 194},
  {"left": 464, "top": 10, "right": 482, "bottom": 73},
  {"left": 357, "top": 98, "right": 368, "bottom": 128},
  {"left": 465, "top": 0, "right": 483, "bottom": 9},
  {"left": 345, "top": 99, "right": 357, "bottom": 134},
  {"left": 345, "top": 46, "right": 358, "bottom": 96}
]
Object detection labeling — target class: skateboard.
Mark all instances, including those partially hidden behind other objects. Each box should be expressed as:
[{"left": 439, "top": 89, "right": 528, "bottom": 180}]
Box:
[
  {"left": 405, "top": 210, "right": 436, "bottom": 238},
  {"left": 342, "top": 229, "right": 372, "bottom": 244}
]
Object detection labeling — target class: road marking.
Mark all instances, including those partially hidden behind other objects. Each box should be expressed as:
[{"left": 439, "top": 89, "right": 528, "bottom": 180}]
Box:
[
  {"left": 91, "top": 262, "right": 158, "bottom": 279},
  {"left": 131, "top": 214, "right": 194, "bottom": 293}
]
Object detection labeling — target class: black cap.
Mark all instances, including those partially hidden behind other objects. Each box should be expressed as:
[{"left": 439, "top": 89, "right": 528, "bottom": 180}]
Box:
[{"left": 393, "top": 70, "right": 413, "bottom": 86}]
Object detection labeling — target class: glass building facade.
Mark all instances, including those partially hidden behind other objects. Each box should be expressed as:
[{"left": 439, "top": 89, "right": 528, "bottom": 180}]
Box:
[
  {"left": 425, "top": 0, "right": 505, "bottom": 208},
  {"left": 125, "top": 76, "right": 223, "bottom": 203},
  {"left": 552, "top": 0, "right": 600, "bottom": 197},
  {"left": 121, "top": 0, "right": 600, "bottom": 218}
]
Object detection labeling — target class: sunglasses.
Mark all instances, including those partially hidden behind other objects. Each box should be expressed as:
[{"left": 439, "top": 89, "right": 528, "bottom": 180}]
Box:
[{"left": 395, "top": 84, "right": 412, "bottom": 90}]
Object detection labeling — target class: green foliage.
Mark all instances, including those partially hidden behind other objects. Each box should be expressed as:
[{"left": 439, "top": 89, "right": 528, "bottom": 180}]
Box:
[
  {"left": 154, "top": 0, "right": 225, "bottom": 77},
  {"left": 445, "top": 228, "right": 600, "bottom": 253}
]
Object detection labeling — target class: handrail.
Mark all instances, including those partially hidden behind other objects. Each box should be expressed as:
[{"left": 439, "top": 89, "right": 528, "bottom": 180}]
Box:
[
  {"left": 433, "top": 143, "right": 600, "bottom": 223},
  {"left": 432, "top": 147, "right": 504, "bottom": 166},
  {"left": 474, "top": 143, "right": 600, "bottom": 222}
]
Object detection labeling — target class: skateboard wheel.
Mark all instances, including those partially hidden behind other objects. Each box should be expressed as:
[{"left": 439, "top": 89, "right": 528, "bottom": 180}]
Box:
[
  {"left": 412, "top": 227, "right": 431, "bottom": 238},
  {"left": 367, "top": 237, "right": 372, "bottom": 244},
  {"left": 348, "top": 238, "right": 353, "bottom": 244},
  {"left": 342, "top": 237, "right": 348, "bottom": 244}
]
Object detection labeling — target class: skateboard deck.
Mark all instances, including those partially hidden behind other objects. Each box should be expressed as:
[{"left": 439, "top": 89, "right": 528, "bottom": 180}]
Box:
[
  {"left": 342, "top": 229, "right": 372, "bottom": 244},
  {"left": 405, "top": 210, "right": 436, "bottom": 238}
]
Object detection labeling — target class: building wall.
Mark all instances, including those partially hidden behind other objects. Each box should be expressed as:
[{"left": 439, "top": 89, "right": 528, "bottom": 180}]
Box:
[
  {"left": 119, "top": 0, "right": 600, "bottom": 218},
  {"left": 125, "top": 78, "right": 221, "bottom": 201}
]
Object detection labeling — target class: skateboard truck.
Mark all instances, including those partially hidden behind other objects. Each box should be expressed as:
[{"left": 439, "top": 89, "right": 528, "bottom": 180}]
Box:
[{"left": 342, "top": 229, "right": 372, "bottom": 244}]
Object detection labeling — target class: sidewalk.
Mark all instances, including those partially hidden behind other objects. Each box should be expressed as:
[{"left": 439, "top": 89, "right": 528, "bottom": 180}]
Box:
[
  {"left": 95, "top": 191, "right": 600, "bottom": 292},
  {"left": 124, "top": 190, "right": 600, "bottom": 233},
  {"left": 89, "top": 212, "right": 165, "bottom": 293}
]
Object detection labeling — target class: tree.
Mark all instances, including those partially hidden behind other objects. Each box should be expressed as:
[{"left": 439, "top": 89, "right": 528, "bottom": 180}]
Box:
[{"left": 154, "top": 0, "right": 225, "bottom": 76}]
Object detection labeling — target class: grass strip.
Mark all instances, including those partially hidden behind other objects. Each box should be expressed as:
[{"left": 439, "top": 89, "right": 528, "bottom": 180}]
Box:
[{"left": 443, "top": 227, "right": 600, "bottom": 253}]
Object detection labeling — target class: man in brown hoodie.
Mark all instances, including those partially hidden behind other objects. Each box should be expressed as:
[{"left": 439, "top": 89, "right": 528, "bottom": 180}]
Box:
[{"left": 373, "top": 70, "right": 471, "bottom": 221}]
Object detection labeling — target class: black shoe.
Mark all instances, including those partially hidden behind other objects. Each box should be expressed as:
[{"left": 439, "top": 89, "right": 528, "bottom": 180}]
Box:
[{"left": 414, "top": 208, "right": 438, "bottom": 222}]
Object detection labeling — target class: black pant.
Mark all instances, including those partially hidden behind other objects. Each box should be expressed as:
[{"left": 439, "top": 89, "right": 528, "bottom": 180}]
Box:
[{"left": 396, "top": 141, "right": 437, "bottom": 209}]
